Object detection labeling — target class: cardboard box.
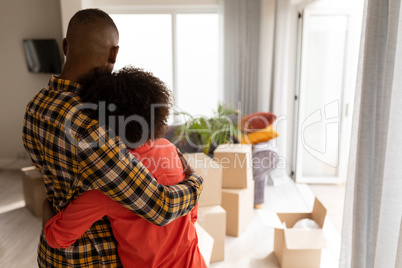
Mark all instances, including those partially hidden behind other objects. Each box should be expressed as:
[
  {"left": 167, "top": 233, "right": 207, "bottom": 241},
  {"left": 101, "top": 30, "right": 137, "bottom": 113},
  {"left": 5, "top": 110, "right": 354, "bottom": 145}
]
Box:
[
  {"left": 195, "top": 222, "right": 214, "bottom": 266},
  {"left": 213, "top": 144, "right": 253, "bottom": 189},
  {"left": 21, "top": 166, "right": 46, "bottom": 217},
  {"left": 221, "top": 180, "right": 254, "bottom": 237},
  {"left": 197, "top": 205, "right": 226, "bottom": 263},
  {"left": 259, "top": 198, "right": 327, "bottom": 268},
  {"left": 184, "top": 153, "right": 223, "bottom": 207}
]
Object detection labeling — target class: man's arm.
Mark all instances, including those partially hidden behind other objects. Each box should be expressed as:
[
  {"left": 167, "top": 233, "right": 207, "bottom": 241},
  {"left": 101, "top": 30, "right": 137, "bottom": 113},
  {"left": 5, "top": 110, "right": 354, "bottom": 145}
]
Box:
[
  {"left": 44, "top": 191, "right": 108, "bottom": 248},
  {"left": 78, "top": 128, "right": 203, "bottom": 227}
]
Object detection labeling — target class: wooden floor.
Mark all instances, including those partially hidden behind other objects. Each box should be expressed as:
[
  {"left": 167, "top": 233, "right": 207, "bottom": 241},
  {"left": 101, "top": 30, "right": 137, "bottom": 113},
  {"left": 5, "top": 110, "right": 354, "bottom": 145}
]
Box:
[
  {"left": 309, "top": 183, "right": 345, "bottom": 234},
  {"left": 0, "top": 170, "right": 41, "bottom": 267},
  {"left": 0, "top": 170, "right": 343, "bottom": 267}
]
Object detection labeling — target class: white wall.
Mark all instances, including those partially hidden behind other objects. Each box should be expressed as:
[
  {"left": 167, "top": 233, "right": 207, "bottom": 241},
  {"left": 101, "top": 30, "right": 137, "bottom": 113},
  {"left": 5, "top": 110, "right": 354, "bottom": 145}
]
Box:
[
  {"left": 60, "top": 0, "right": 82, "bottom": 37},
  {"left": 0, "top": 0, "right": 63, "bottom": 165},
  {"left": 258, "top": 0, "right": 275, "bottom": 112}
]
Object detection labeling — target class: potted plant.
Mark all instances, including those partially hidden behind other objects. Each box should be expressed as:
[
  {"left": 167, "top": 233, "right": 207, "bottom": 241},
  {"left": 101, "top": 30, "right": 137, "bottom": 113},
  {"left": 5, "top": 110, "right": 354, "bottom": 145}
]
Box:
[{"left": 175, "top": 104, "right": 239, "bottom": 156}]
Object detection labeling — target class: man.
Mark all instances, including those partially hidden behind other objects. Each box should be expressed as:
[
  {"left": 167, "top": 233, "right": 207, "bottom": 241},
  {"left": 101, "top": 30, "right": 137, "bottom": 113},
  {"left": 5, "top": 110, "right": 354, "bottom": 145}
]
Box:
[{"left": 22, "top": 9, "right": 203, "bottom": 267}]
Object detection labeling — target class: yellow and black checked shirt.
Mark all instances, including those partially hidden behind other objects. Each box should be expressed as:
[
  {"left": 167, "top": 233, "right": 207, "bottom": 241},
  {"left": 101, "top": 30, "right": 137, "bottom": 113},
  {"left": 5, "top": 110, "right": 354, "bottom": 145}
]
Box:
[{"left": 22, "top": 76, "right": 203, "bottom": 267}]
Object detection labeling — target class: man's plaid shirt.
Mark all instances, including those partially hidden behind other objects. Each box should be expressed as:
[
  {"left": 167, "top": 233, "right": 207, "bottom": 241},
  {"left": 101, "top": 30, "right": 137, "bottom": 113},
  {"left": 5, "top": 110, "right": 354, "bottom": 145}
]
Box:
[{"left": 22, "top": 76, "right": 203, "bottom": 267}]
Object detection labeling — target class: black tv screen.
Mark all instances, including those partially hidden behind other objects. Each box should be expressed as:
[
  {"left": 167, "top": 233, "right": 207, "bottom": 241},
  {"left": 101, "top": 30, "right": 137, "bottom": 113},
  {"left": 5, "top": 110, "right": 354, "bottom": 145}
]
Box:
[{"left": 23, "top": 39, "right": 62, "bottom": 74}]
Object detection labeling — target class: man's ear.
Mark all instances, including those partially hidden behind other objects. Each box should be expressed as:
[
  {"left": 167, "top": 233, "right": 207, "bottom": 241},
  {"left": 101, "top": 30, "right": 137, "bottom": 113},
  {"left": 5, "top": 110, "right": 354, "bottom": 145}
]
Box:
[
  {"left": 62, "top": 38, "right": 68, "bottom": 56},
  {"left": 108, "top": 46, "right": 119, "bottom": 64}
]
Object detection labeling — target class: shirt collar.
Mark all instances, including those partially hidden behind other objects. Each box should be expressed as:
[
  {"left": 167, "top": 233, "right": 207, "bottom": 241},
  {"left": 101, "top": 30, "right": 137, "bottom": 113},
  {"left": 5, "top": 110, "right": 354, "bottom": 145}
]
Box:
[
  {"left": 130, "top": 140, "right": 154, "bottom": 154},
  {"left": 48, "top": 76, "right": 81, "bottom": 94}
]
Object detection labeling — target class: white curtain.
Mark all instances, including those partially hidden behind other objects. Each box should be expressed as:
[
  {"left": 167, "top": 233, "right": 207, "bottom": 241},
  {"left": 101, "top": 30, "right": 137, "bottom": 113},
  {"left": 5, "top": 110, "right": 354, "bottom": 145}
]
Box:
[
  {"left": 269, "top": 0, "right": 291, "bottom": 174},
  {"left": 222, "top": 0, "right": 261, "bottom": 116},
  {"left": 340, "top": 0, "right": 402, "bottom": 267}
]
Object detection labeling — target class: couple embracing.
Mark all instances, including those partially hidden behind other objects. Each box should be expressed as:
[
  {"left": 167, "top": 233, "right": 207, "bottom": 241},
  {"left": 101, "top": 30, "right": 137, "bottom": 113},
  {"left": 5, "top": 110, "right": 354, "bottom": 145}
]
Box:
[{"left": 22, "top": 8, "right": 206, "bottom": 268}]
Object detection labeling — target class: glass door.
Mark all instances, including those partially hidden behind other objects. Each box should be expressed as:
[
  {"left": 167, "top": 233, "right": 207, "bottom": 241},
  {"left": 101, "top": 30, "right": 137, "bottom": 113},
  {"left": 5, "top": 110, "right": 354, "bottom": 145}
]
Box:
[{"left": 294, "top": 8, "right": 360, "bottom": 183}]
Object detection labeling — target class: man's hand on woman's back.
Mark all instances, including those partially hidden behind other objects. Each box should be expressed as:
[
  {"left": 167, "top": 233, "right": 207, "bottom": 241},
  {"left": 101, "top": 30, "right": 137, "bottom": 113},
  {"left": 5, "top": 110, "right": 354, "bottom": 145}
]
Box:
[
  {"left": 42, "top": 199, "right": 56, "bottom": 229},
  {"left": 176, "top": 149, "right": 195, "bottom": 176}
]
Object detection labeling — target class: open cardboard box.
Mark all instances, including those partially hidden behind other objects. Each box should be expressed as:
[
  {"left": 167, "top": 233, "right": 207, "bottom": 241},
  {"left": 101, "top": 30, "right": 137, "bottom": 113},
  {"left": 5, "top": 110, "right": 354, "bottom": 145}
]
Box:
[
  {"left": 184, "top": 153, "right": 222, "bottom": 207},
  {"left": 259, "top": 198, "right": 327, "bottom": 268}
]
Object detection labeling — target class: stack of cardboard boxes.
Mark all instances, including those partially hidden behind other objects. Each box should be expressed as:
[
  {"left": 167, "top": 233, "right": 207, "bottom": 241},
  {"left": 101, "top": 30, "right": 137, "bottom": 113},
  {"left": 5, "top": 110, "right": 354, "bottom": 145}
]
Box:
[
  {"left": 213, "top": 144, "right": 255, "bottom": 237},
  {"left": 184, "top": 153, "right": 226, "bottom": 264}
]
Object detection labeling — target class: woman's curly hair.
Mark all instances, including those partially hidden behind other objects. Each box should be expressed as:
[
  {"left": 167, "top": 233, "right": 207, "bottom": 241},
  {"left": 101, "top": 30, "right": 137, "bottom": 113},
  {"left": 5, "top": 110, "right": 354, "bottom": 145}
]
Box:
[{"left": 80, "top": 66, "right": 172, "bottom": 149}]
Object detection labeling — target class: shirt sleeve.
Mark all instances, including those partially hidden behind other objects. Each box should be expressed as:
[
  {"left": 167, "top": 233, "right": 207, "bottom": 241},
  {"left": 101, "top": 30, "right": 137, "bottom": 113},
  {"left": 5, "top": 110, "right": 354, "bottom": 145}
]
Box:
[
  {"left": 77, "top": 127, "right": 203, "bottom": 227},
  {"left": 44, "top": 190, "right": 108, "bottom": 248}
]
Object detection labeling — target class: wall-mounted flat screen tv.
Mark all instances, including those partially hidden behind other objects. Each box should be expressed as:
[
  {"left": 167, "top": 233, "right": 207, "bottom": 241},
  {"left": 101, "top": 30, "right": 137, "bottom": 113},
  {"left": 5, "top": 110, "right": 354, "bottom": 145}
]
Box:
[{"left": 23, "top": 39, "right": 62, "bottom": 74}]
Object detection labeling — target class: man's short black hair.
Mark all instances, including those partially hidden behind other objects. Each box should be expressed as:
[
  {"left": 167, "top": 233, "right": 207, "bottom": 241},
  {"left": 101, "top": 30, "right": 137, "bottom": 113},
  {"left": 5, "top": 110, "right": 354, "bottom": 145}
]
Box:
[
  {"left": 80, "top": 66, "right": 172, "bottom": 148},
  {"left": 68, "top": 8, "right": 119, "bottom": 37}
]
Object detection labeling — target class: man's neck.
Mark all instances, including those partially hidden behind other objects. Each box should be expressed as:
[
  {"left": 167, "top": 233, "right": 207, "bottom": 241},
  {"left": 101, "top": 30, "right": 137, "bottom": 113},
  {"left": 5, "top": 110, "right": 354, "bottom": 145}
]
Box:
[
  {"left": 58, "top": 68, "right": 80, "bottom": 83},
  {"left": 58, "top": 61, "right": 92, "bottom": 83}
]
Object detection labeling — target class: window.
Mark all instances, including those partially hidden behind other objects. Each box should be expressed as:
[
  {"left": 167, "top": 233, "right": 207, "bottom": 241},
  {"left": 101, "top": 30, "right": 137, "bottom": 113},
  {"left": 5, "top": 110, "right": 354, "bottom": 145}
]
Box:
[
  {"left": 111, "top": 12, "right": 220, "bottom": 119},
  {"left": 111, "top": 14, "right": 173, "bottom": 90}
]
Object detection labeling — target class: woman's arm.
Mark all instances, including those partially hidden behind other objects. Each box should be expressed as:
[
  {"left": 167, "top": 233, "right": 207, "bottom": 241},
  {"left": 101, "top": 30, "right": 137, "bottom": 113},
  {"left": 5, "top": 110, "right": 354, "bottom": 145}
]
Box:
[{"left": 44, "top": 190, "right": 108, "bottom": 248}]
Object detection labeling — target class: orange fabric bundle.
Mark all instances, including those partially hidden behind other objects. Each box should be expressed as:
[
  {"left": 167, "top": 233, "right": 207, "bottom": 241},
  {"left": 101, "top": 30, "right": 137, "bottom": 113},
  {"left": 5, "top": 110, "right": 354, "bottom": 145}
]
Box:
[{"left": 241, "top": 125, "right": 279, "bottom": 145}]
